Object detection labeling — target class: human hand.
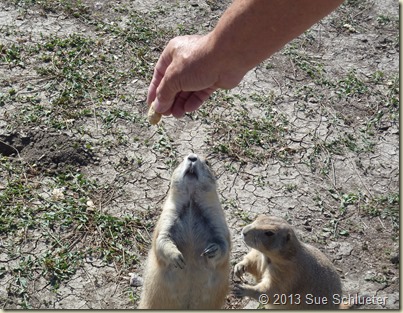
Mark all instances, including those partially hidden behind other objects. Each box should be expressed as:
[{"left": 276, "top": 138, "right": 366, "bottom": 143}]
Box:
[
  {"left": 146, "top": 34, "right": 245, "bottom": 118},
  {"left": 146, "top": 0, "right": 344, "bottom": 119}
]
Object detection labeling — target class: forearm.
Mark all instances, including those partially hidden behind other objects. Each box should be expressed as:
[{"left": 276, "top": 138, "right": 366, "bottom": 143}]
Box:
[{"left": 208, "top": 0, "right": 344, "bottom": 74}]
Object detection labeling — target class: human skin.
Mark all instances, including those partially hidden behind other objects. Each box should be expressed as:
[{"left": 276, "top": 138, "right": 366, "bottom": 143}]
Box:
[{"left": 147, "top": 0, "right": 344, "bottom": 118}]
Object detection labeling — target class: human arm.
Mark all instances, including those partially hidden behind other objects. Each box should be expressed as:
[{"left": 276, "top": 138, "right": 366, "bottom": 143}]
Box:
[{"left": 147, "top": 0, "right": 344, "bottom": 118}]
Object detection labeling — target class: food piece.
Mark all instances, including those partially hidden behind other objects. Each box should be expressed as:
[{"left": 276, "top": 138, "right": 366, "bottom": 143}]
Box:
[{"left": 147, "top": 102, "right": 162, "bottom": 125}]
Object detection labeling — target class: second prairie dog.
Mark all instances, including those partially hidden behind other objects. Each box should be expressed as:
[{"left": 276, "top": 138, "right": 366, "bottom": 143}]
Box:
[
  {"left": 138, "top": 153, "right": 231, "bottom": 309},
  {"left": 234, "top": 215, "right": 343, "bottom": 309}
]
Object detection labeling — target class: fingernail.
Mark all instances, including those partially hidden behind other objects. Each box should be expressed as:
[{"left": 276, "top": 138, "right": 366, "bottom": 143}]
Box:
[{"left": 153, "top": 98, "right": 163, "bottom": 113}]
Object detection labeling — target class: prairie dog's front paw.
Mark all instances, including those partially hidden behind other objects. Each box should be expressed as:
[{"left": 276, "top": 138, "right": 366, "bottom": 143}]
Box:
[
  {"left": 233, "top": 284, "right": 248, "bottom": 298},
  {"left": 234, "top": 262, "right": 246, "bottom": 281},
  {"left": 169, "top": 250, "right": 185, "bottom": 269},
  {"left": 201, "top": 243, "right": 219, "bottom": 259}
]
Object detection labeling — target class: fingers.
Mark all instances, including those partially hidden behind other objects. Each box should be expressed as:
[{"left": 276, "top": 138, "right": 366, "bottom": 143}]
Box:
[
  {"left": 146, "top": 68, "right": 164, "bottom": 106},
  {"left": 146, "top": 42, "right": 174, "bottom": 107},
  {"left": 146, "top": 35, "right": 218, "bottom": 117},
  {"left": 170, "top": 88, "right": 217, "bottom": 118},
  {"left": 183, "top": 87, "right": 216, "bottom": 112}
]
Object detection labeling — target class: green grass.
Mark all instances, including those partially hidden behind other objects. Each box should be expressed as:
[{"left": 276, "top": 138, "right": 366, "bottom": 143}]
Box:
[
  {"left": 0, "top": 157, "right": 153, "bottom": 308},
  {"left": 1, "top": 4, "right": 172, "bottom": 132},
  {"left": 313, "top": 189, "right": 399, "bottom": 241},
  {"left": 5, "top": 0, "right": 91, "bottom": 19},
  {"left": 204, "top": 92, "right": 290, "bottom": 163},
  {"left": 361, "top": 193, "right": 399, "bottom": 229}
]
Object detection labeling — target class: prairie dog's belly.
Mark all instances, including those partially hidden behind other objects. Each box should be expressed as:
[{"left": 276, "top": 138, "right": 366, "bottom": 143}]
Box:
[
  {"left": 171, "top": 203, "right": 215, "bottom": 260},
  {"left": 160, "top": 259, "right": 225, "bottom": 307}
]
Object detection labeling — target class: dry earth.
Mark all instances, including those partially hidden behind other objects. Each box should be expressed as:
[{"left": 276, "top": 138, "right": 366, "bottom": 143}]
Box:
[{"left": 0, "top": 0, "right": 400, "bottom": 309}]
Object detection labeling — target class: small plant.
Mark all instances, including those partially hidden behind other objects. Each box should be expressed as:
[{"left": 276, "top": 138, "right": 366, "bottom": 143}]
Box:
[
  {"left": 377, "top": 15, "right": 391, "bottom": 25},
  {"left": 206, "top": 93, "right": 289, "bottom": 163},
  {"left": 0, "top": 158, "right": 151, "bottom": 307},
  {"left": 285, "top": 184, "right": 297, "bottom": 193},
  {"left": 336, "top": 70, "right": 368, "bottom": 99}
]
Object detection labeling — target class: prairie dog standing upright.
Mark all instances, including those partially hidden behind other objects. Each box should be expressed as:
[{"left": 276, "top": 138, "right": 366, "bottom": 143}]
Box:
[
  {"left": 138, "top": 153, "right": 231, "bottom": 309},
  {"left": 234, "top": 215, "right": 343, "bottom": 309}
]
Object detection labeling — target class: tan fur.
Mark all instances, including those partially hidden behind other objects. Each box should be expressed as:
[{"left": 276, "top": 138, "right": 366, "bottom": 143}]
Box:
[
  {"left": 234, "top": 215, "right": 343, "bottom": 309},
  {"left": 138, "top": 153, "right": 231, "bottom": 309}
]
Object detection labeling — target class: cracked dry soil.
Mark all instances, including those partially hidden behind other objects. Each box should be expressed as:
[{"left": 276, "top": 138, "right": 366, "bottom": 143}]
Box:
[{"left": 0, "top": 0, "right": 399, "bottom": 309}]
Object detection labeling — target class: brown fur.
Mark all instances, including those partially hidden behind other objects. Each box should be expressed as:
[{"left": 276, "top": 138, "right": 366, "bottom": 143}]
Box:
[
  {"left": 234, "top": 215, "right": 344, "bottom": 309},
  {"left": 138, "top": 153, "right": 231, "bottom": 309}
]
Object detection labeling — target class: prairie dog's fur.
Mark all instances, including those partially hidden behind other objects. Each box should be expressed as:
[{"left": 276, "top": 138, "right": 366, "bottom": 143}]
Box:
[
  {"left": 138, "top": 153, "right": 231, "bottom": 309},
  {"left": 234, "top": 215, "right": 343, "bottom": 309}
]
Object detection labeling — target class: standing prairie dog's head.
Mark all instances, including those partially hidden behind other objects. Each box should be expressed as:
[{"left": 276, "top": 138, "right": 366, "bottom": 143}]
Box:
[
  {"left": 242, "top": 215, "right": 298, "bottom": 257},
  {"left": 170, "top": 153, "right": 216, "bottom": 195}
]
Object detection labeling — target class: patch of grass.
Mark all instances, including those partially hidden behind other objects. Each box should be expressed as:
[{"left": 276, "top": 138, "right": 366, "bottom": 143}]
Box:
[
  {"left": 305, "top": 130, "right": 377, "bottom": 176},
  {"left": 284, "top": 45, "right": 330, "bottom": 85},
  {"left": 3, "top": 6, "right": 171, "bottom": 133},
  {"left": 0, "top": 158, "right": 151, "bottom": 307},
  {"left": 361, "top": 193, "right": 399, "bottom": 226},
  {"left": 336, "top": 70, "right": 368, "bottom": 99},
  {"left": 365, "top": 273, "right": 388, "bottom": 284},
  {"left": 33, "top": 33, "right": 120, "bottom": 106},
  {"left": 318, "top": 191, "right": 399, "bottom": 239},
  {"left": 100, "top": 108, "right": 144, "bottom": 130},
  {"left": 377, "top": 15, "right": 392, "bottom": 26},
  {"left": 206, "top": 93, "right": 290, "bottom": 163},
  {"left": 7, "top": 0, "right": 91, "bottom": 19},
  {"left": 233, "top": 210, "right": 253, "bottom": 224},
  {"left": 0, "top": 43, "right": 24, "bottom": 67},
  {"left": 321, "top": 217, "right": 350, "bottom": 239},
  {"left": 331, "top": 0, "right": 372, "bottom": 32},
  {"left": 284, "top": 184, "right": 297, "bottom": 193},
  {"left": 152, "top": 127, "right": 180, "bottom": 169}
]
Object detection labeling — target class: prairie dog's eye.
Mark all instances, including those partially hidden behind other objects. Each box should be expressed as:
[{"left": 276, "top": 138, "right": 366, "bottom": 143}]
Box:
[
  {"left": 265, "top": 231, "right": 275, "bottom": 237},
  {"left": 205, "top": 160, "right": 210, "bottom": 166}
]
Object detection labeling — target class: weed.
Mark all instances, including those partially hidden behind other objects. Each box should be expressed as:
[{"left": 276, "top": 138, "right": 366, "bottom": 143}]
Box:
[
  {"left": 152, "top": 131, "right": 179, "bottom": 168},
  {"left": 284, "top": 45, "right": 330, "bottom": 85},
  {"left": 7, "top": 0, "right": 91, "bottom": 19},
  {"left": 336, "top": 70, "right": 368, "bottom": 99},
  {"left": 377, "top": 15, "right": 392, "bottom": 25},
  {"left": 0, "top": 158, "right": 150, "bottom": 307},
  {"left": 233, "top": 209, "right": 254, "bottom": 226},
  {"left": 0, "top": 43, "right": 23, "bottom": 66},
  {"left": 285, "top": 184, "right": 297, "bottom": 193},
  {"left": 361, "top": 194, "right": 399, "bottom": 230},
  {"left": 207, "top": 93, "right": 289, "bottom": 163}
]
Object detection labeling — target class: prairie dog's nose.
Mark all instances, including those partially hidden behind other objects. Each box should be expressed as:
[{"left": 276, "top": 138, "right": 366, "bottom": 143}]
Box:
[{"left": 187, "top": 153, "right": 198, "bottom": 162}]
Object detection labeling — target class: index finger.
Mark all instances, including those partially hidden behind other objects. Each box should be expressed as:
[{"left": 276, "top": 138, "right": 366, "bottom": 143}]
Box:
[{"left": 146, "top": 47, "right": 173, "bottom": 106}]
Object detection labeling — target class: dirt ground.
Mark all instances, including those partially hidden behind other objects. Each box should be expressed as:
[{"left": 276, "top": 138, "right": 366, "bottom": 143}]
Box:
[{"left": 0, "top": 0, "right": 399, "bottom": 309}]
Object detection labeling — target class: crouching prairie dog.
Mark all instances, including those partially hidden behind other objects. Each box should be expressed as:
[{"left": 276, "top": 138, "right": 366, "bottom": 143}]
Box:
[
  {"left": 138, "top": 153, "right": 231, "bottom": 309},
  {"left": 233, "top": 215, "right": 345, "bottom": 309}
]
